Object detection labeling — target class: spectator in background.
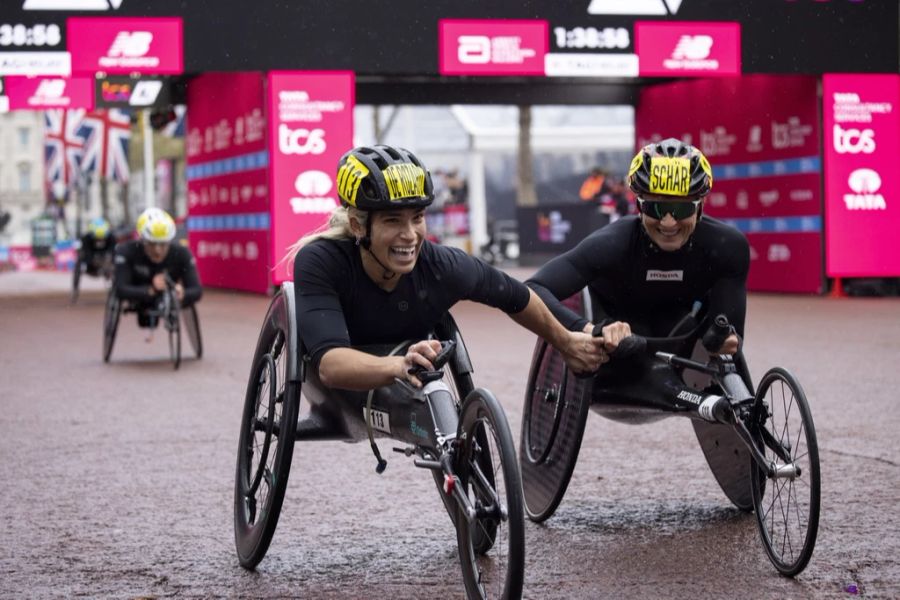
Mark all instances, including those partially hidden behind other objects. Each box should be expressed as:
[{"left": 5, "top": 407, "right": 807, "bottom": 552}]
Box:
[{"left": 579, "top": 167, "right": 608, "bottom": 204}]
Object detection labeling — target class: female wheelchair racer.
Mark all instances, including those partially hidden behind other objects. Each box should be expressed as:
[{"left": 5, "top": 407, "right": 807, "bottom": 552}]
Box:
[
  {"left": 520, "top": 140, "right": 820, "bottom": 576},
  {"left": 233, "top": 145, "right": 605, "bottom": 599}
]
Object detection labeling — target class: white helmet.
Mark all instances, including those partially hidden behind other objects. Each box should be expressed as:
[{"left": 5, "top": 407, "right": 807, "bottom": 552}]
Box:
[{"left": 136, "top": 207, "right": 176, "bottom": 243}]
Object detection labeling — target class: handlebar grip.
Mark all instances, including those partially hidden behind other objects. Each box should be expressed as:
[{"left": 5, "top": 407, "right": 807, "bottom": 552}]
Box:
[
  {"left": 701, "top": 314, "right": 733, "bottom": 353},
  {"left": 407, "top": 340, "right": 456, "bottom": 375},
  {"left": 610, "top": 335, "right": 647, "bottom": 359}
]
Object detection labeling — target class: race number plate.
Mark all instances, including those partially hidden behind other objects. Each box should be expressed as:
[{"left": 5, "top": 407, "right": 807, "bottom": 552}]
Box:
[{"left": 363, "top": 407, "right": 392, "bottom": 435}]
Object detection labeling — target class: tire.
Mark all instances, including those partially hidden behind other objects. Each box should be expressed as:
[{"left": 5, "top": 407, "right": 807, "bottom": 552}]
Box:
[
  {"left": 71, "top": 260, "right": 82, "bottom": 304},
  {"left": 102, "top": 291, "right": 121, "bottom": 363},
  {"left": 181, "top": 304, "right": 203, "bottom": 359},
  {"left": 519, "top": 339, "right": 591, "bottom": 523},
  {"left": 234, "top": 292, "right": 300, "bottom": 570},
  {"left": 750, "top": 367, "right": 820, "bottom": 576},
  {"left": 164, "top": 292, "right": 181, "bottom": 370},
  {"left": 456, "top": 389, "right": 525, "bottom": 600}
]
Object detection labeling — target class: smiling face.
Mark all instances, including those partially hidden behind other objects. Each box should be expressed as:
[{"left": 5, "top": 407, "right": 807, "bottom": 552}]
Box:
[
  {"left": 638, "top": 193, "right": 702, "bottom": 252},
  {"left": 354, "top": 207, "right": 427, "bottom": 284}
]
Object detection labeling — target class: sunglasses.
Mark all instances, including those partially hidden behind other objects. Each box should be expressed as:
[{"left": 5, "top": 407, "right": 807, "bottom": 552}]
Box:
[{"left": 637, "top": 198, "right": 701, "bottom": 220}]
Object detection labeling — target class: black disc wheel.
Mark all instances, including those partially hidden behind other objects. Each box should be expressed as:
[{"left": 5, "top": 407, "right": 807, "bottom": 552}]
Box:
[
  {"left": 456, "top": 389, "right": 525, "bottom": 600},
  {"left": 102, "top": 290, "right": 121, "bottom": 363},
  {"left": 750, "top": 367, "right": 820, "bottom": 576},
  {"left": 181, "top": 304, "right": 203, "bottom": 359},
  {"left": 234, "top": 291, "right": 300, "bottom": 569},
  {"left": 519, "top": 339, "right": 591, "bottom": 523},
  {"left": 164, "top": 293, "right": 181, "bottom": 370}
]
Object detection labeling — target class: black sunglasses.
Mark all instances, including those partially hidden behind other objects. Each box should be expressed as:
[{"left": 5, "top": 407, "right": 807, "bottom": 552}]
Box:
[{"left": 637, "top": 198, "right": 701, "bottom": 220}]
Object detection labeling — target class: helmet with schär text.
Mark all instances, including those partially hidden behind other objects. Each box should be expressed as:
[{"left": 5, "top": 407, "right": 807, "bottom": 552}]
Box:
[
  {"left": 336, "top": 145, "right": 434, "bottom": 211},
  {"left": 628, "top": 138, "right": 713, "bottom": 199}
]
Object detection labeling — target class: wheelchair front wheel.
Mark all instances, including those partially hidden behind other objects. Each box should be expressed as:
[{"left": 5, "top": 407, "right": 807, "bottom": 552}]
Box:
[
  {"left": 456, "top": 389, "right": 525, "bottom": 600},
  {"left": 102, "top": 291, "right": 121, "bottom": 363},
  {"left": 750, "top": 367, "right": 820, "bottom": 577},
  {"left": 234, "top": 297, "right": 300, "bottom": 569}
]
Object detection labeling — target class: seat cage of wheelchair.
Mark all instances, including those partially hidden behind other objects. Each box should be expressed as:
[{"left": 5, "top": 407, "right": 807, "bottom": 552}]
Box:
[{"left": 274, "top": 282, "right": 476, "bottom": 453}]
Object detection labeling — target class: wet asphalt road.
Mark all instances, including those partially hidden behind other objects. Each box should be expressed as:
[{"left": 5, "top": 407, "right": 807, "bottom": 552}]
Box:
[{"left": 1, "top": 282, "right": 899, "bottom": 599}]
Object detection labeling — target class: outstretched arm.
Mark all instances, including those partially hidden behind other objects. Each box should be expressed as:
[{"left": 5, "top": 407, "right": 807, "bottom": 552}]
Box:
[
  {"left": 509, "top": 288, "right": 608, "bottom": 374},
  {"left": 318, "top": 340, "right": 442, "bottom": 391}
]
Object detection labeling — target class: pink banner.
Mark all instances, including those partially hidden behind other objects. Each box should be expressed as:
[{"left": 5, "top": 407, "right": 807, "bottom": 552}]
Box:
[
  {"left": 267, "top": 71, "right": 355, "bottom": 284},
  {"left": 4, "top": 76, "right": 94, "bottom": 110},
  {"left": 186, "top": 72, "right": 270, "bottom": 293},
  {"left": 637, "top": 75, "right": 822, "bottom": 293},
  {"left": 635, "top": 21, "right": 741, "bottom": 77},
  {"left": 439, "top": 19, "right": 548, "bottom": 76},
  {"left": 68, "top": 17, "right": 183, "bottom": 75},
  {"left": 823, "top": 74, "right": 900, "bottom": 278}
]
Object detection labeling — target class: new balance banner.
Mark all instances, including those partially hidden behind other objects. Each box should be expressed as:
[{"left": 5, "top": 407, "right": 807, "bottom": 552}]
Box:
[
  {"left": 67, "top": 17, "right": 183, "bottom": 75},
  {"left": 5, "top": 75, "right": 93, "bottom": 109}
]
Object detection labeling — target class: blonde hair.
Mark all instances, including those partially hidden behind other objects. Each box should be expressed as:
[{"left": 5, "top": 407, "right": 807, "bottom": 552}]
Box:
[{"left": 283, "top": 206, "right": 369, "bottom": 265}]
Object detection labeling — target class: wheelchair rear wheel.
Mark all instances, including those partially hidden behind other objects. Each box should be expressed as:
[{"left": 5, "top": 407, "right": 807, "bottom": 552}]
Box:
[
  {"left": 750, "top": 367, "right": 820, "bottom": 576},
  {"left": 456, "top": 389, "right": 525, "bottom": 600},
  {"left": 102, "top": 291, "right": 121, "bottom": 362},
  {"left": 71, "top": 260, "right": 82, "bottom": 304},
  {"left": 164, "top": 292, "right": 181, "bottom": 370},
  {"left": 181, "top": 304, "right": 203, "bottom": 359},
  {"left": 234, "top": 292, "right": 300, "bottom": 569}
]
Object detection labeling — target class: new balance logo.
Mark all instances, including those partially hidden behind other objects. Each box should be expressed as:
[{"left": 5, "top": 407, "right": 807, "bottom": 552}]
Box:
[
  {"left": 587, "top": 0, "right": 683, "bottom": 16},
  {"left": 29, "top": 79, "right": 69, "bottom": 106},
  {"left": 671, "top": 35, "right": 713, "bottom": 60},
  {"left": 100, "top": 31, "right": 159, "bottom": 68},
  {"left": 108, "top": 31, "right": 153, "bottom": 57},
  {"left": 24, "top": 0, "right": 123, "bottom": 10},
  {"left": 35, "top": 79, "right": 65, "bottom": 99}
]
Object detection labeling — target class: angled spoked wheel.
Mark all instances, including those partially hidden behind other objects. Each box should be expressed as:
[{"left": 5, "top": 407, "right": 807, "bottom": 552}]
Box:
[
  {"left": 162, "top": 291, "right": 182, "bottom": 370},
  {"left": 234, "top": 289, "right": 300, "bottom": 570},
  {"left": 750, "top": 367, "right": 820, "bottom": 576},
  {"left": 456, "top": 389, "right": 525, "bottom": 600},
  {"left": 102, "top": 290, "right": 122, "bottom": 363},
  {"left": 71, "top": 259, "right": 83, "bottom": 304}
]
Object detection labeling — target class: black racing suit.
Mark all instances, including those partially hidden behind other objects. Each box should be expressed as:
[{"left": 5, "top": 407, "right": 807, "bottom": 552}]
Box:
[
  {"left": 294, "top": 237, "right": 531, "bottom": 375},
  {"left": 526, "top": 215, "right": 750, "bottom": 339},
  {"left": 113, "top": 240, "right": 203, "bottom": 327},
  {"left": 79, "top": 232, "right": 115, "bottom": 276}
]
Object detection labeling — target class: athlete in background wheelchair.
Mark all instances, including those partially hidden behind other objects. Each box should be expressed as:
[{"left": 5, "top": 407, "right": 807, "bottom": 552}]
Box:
[
  {"left": 71, "top": 217, "right": 116, "bottom": 303},
  {"left": 103, "top": 208, "right": 203, "bottom": 369},
  {"left": 521, "top": 139, "right": 820, "bottom": 576},
  {"left": 233, "top": 145, "right": 604, "bottom": 599}
]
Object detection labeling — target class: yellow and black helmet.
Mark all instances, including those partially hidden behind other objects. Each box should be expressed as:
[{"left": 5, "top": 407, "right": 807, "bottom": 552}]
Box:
[
  {"left": 336, "top": 145, "right": 434, "bottom": 211},
  {"left": 628, "top": 138, "right": 713, "bottom": 198}
]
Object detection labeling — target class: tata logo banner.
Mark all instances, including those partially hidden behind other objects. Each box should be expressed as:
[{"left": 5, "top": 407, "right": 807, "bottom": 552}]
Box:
[
  {"left": 267, "top": 71, "right": 354, "bottom": 284},
  {"left": 635, "top": 21, "right": 740, "bottom": 77},
  {"left": 823, "top": 74, "right": 900, "bottom": 277},
  {"left": 67, "top": 17, "right": 182, "bottom": 74},
  {"left": 439, "top": 19, "right": 548, "bottom": 76},
  {"left": 4, "top": 75, "right": 93, "bottom": 109}
]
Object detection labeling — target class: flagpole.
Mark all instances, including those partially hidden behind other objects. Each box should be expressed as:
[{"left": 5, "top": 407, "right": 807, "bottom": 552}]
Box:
[{"left": 142, "top": 109, "right": 155, "bottom": 209}]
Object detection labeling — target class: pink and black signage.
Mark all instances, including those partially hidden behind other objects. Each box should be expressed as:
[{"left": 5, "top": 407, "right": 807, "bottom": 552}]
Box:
[
  {"left": 439, "top": 19, "right": 548, "bottom": 76},
  {"left": 823, "top": 74, "right": 900, "bottom": 278},
  {"left": 267, "top": 71, "right": 354, "bottom": 284},
  {"left": 637, "top": 75, "right": 822, "bottom": 293},
  {"left": 635, "top": 21, "right": 741, "bottom": 77},
  {"left": 186, "top": 72, "right": 270, "bottom": 293},
  {"left": 67, "top": 17, "right": 183, "bottom": 75},
  {"left": 4, "top": 76, "right": 94, "bottom": 110}
]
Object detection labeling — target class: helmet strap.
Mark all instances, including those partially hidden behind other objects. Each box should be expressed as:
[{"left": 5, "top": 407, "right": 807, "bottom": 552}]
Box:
[{"left": 359, "top": 214, "right": 396, "bottom": 281}]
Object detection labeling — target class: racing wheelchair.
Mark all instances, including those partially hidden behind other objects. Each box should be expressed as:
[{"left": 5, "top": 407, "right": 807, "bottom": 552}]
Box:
[
  {"left": 520, "top": 290, "right": 820, "bottom": 577},
  {"left": 71, "top": 249, "right": 114, "bottom": 304},
  {"left": 102, "top": 274, "right": 202, "bottom": 370},
  {"left": 233, "top": 282, "right": 525, "bottom": 600}
]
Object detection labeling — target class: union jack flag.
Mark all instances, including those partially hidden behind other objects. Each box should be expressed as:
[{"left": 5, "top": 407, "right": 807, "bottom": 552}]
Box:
[
  {"left": 44, "top": 109, "right": 86, "bottom": 190},
  {"left": 78, "top": 108, "right": 132, "bottom": 183}
]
